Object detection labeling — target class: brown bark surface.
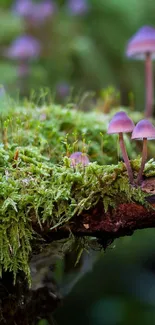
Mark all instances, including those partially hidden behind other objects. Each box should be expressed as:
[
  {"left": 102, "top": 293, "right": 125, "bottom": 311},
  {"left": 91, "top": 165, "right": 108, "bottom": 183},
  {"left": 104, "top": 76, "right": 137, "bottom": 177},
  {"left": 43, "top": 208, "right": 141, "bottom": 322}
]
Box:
[{"left": 39, "top": 196, "right": 155, "bottom": 247}]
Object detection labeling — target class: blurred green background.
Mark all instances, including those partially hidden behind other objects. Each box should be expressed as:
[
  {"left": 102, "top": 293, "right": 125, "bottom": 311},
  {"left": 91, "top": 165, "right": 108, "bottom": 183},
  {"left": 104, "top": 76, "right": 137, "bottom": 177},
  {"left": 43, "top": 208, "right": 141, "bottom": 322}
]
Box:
[
  {"left": 54, "top": 230, "right": 155, "bottom": 325},
  {"left": 1, "top": 0, "right": 155, "bottom": 111},
  {"left": 1, "top": 1, "right": 155, "bottom": 324}
]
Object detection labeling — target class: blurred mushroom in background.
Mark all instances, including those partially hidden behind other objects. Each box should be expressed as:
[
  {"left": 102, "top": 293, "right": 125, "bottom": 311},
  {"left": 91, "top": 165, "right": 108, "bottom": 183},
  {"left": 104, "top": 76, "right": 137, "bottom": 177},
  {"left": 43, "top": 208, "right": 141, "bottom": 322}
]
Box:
[
  {"left": 4, "top": 35, "right": 41, "bottom": 94},
  {"left": 67, "top": 0, "right": 89, "bottom": 16}
]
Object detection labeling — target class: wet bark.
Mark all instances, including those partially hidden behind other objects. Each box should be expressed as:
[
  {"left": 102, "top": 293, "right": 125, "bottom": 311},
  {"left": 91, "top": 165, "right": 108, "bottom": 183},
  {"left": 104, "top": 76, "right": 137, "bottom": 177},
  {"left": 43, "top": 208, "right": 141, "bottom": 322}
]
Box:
[{"left": 0, "top": 271, "right": 61, "bottom": 325}]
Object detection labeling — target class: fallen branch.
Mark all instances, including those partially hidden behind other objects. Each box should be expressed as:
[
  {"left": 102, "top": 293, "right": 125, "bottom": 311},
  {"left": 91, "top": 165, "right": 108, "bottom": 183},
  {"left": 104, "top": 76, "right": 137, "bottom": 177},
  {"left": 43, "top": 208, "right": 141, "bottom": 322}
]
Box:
[
  {"left": 38, "top": 195, "right": 155, "bottom": 248},
  {"left": 1, "top": 149, "right": 155, "bottom": 324}
]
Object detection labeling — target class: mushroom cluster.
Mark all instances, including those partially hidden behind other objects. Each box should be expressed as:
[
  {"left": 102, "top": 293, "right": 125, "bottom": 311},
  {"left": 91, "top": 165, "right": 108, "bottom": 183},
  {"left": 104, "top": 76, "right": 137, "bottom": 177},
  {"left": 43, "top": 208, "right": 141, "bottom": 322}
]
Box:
[{"left": 107, "top": 111, "right": 155, "bottom": 186}]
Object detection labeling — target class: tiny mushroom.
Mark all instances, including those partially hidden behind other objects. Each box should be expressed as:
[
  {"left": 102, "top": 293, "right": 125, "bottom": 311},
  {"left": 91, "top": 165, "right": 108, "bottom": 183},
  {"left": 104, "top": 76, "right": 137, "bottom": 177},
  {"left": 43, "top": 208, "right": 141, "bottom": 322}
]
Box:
[
  {"left": 107, "top": 111, "right": 135, "bottom": 184},
  {"left": 13, "top": 0, "right": 32, "bottom": 18},
  {"left": 14, "top": 0, "right": 56, "bottom": 24},
  {"left": 67, "top": 0, "right": 89, "bottom": 15},
  {"left": 5, "top": 35, "right": 41, "bottom": 78},
  {"left": 131, "top": 119, "right": 155, "bottom": 185},
  {"left": 69, "top": 152, "right": 90, "bottom": 168},
  {"left": 126, "top": 26, "right": 155, "bottom": 118},
  {"left": 31, "top": 0, "right": 56, "bottom": 24},
  {"left": 5, "top": 35, "right": 41, "bottom": 61}
]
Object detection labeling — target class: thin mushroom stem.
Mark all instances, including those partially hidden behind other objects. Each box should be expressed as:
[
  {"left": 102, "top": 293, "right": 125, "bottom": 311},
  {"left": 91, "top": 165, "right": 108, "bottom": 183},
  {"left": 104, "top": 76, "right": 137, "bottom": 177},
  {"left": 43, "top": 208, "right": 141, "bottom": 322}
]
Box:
[
  {"left": 145, "top": 52, "right": 153, "bottom": 118},
  {"left": 137, "top": 137, "right": 147, "bottom": 185},
  {"left": 119, "top": 133, "right": 134, "bottom": 184},
  {"left": 18, "top": 59, "right": 29, "bottom": 96}
]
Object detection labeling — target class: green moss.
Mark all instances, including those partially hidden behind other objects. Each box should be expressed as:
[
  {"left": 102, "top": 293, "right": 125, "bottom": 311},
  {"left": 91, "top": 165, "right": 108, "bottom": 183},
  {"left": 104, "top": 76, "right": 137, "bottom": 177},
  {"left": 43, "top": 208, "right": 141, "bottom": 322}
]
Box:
[
  {"left": 0, "top": 143, "right": 154, "bottom": 282},
  {"left": 0, "top": 101, "right": 155, "bottom": 282},
  {"left": 0, "top": 102, "right": 147, "bottom": 165}
]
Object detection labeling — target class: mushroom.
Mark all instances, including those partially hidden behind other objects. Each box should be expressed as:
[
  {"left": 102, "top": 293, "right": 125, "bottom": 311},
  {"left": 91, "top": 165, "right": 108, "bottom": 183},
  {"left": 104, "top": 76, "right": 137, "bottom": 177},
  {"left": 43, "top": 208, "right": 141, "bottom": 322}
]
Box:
[
  {"left": 69, "top": 152, "right": 90, "bottom": 168},
  {"left": 13, "top": 0, "right": 55, "bottom": 25},
  {"left": 5, "top": 35, "right": 41, "bottom": 93},
  {"left": 5, "top": 35, "right": 41, "bottom": 61},
  {"left": 67, "top": 0, "right": 89, "bottom": 15},
  {"left": 107, "top": 111, "right": 135, "bottom": 184},
  {"left": 126, "top": 26, "right": 155, "bottom": 118},
  {"left": 131, "top": 119, "right": 155, "bottom": 185},
  {"left": 13, "top": 0, "right": 33, "bottom": 19}
]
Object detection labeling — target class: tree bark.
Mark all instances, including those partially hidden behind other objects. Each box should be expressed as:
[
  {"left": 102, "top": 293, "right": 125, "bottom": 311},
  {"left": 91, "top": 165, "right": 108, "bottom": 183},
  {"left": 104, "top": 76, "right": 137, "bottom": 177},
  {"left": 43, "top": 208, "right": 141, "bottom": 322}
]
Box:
[{"left": 37, "top": 195, "right": 155, "bottom": 248}]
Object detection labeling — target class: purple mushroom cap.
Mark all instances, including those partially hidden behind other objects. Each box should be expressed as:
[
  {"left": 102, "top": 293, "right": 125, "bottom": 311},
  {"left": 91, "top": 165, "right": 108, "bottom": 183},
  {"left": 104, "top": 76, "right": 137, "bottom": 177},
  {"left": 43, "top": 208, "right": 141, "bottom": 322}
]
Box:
[
  {"left": 67, "top": 0, "right": 89, "bottom": 15},
  {"left": 69, "top": 152, "right": 90, "bottom": 167},
  {"left": 13, "top": 0, "right": 33, "bottom": 18},
  {"left": 13, "top": 0, "right": 55, "bottom": 23},
  {"left": 107, "top": 111, "right": 135, "bottom": 134},
  {"left": 5, "top": 35, "right": 41, "bottom": 60},
  {"left": 31, "top": 0, "right": 56, "bottom": 23},
  {"left": 131, "top": 119, "right": 155, "bottom": 140},
  {"left": 38, "top": 0, "right": 56, "bottom": 18},
  {"left": 126, "top": 26, "right": 155, "bottom": 60}
]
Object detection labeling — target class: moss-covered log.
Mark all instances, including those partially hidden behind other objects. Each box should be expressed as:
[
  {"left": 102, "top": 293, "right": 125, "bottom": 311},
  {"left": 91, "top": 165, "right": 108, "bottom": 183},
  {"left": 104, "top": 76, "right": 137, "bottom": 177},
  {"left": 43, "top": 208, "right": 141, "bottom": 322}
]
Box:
[
  {"left": 1, "top": 143, "right": 155, "bottom": 279},
  {"left": 1, "top": 102, "right": 155, "bottom": 323}
]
